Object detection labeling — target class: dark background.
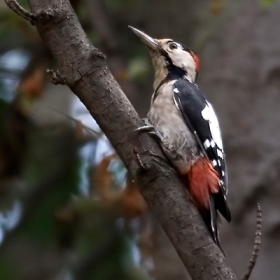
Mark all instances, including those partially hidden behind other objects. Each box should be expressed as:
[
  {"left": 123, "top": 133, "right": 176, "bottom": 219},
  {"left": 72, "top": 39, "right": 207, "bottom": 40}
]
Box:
[{"left": 0, "top": 0, "right": 279, "bottom": 279}]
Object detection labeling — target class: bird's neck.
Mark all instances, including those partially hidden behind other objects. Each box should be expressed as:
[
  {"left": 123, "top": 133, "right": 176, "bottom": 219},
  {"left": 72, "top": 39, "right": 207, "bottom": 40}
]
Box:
[
  {"left": 153, "top": 67, "right": 168, "bottom": 91},
  {"left": 152, "top": 56, "right": 169, "bottom": 91},
  {"left": 153, "top": 65, "right": 195, "bottom": 91}
]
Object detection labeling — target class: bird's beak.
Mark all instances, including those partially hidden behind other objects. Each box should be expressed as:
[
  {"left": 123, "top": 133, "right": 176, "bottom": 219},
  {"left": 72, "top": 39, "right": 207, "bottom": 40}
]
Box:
[{"left": 129, "top": 26, "right": 159, "bottom": 51}]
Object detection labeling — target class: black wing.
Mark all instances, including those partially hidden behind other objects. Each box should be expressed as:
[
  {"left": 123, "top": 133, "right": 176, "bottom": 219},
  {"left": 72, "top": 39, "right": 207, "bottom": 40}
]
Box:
[{"left": 173, "top": 79, "right": 231, "bottom": 222}]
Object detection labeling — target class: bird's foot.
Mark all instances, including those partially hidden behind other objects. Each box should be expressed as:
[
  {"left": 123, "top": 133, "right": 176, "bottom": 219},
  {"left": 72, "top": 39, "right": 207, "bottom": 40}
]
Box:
[
  {"left": 132, "top": 118, "right": 164, "bottom": 146},
  {"left": 134, "top": 118, "right": 155, "bottom": 133}
]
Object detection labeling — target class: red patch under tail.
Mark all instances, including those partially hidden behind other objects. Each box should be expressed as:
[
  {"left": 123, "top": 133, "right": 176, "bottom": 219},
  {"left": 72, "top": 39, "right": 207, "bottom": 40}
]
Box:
[
  {"left": 180, "top": 157, "right": 226, "bottom": 247},
  {"left": 186, "top": 157, "right": 219, "bottom": 211}
]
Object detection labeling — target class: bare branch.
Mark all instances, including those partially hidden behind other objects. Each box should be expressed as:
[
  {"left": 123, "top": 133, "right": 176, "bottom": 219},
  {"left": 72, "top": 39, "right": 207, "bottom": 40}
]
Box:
[
  {"left": 47, "top": 106, "right": 103, "bottom": 140},
  {"left": 23, "top": 0, "right": 239, "bottom": 279},
  {"left": 242, "top": 203, "right": 262, "bottom": 280},
  {"left": 4, "top": 0, "right": 36, "bottom": 25}
]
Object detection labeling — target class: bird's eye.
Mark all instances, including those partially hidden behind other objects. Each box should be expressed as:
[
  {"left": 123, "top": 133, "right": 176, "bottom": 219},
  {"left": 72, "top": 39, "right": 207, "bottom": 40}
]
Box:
[{"left": 169, "top": 42, "right": 178, "bottom": 50}]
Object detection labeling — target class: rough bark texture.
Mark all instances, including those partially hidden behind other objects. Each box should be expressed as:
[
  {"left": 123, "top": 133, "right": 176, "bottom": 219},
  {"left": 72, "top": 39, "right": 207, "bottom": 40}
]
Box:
[{"left": 26, "top": 0, "right": 238, "bottom": 279}]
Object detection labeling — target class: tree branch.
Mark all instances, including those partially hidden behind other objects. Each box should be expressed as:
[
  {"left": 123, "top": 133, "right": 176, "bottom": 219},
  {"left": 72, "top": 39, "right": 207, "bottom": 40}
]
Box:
[
  {"left": 20, "top": 0, "right": 239, "bottom": 279},
  {"left": 4, "top": 0, "right": 36, "bottom": 25},
  {"left": 242, "top": 203, "right": 262, "bottom": 280}
]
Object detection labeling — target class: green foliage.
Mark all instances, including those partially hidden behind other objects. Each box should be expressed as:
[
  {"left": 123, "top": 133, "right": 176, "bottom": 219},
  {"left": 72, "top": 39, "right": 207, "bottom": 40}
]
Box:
[
  {"left": 0, "top": 257, "right": 16, "bottom": 280},
  {"left": 127, "top": 57, "right": 150, "bottom": 82},
  {"left": 259, "top": 0, "right": 276, "bottom": 8}
]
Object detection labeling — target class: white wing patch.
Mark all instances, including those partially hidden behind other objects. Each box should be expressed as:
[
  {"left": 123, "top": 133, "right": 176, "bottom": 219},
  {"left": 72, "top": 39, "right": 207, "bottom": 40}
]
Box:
[
  {"left": 204, "top": 139, "right": 210, "bottom": 149},
  {"left": 173, "top": 88, "right": 180, "bottom": 110},
  {"left": 201, "top": 101, "right": 223, "bottom": 150},
  {"left": 217, "top": 149, "right": 223, "bottom": 158}
]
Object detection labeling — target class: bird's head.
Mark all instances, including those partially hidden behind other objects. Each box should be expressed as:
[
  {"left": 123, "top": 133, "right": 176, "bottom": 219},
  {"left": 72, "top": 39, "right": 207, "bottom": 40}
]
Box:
[{"left": 129, "top": 26, "right": 200, "bottom": 90}]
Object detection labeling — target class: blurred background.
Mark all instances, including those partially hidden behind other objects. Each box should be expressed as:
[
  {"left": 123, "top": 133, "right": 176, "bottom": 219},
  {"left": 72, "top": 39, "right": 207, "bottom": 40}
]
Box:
[{"left": 0, "top": 0, "right": 280, "bottom": 279}]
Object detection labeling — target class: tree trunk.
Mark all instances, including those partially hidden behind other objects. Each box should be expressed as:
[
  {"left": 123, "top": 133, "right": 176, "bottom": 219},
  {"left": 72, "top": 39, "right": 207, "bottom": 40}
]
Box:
[{"left": 25, "top": 0, "right": 238, "bottom": 279}]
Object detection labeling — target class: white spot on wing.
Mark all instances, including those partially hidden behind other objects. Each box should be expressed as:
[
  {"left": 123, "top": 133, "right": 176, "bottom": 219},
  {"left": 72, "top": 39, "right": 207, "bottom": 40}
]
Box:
[
  {"left": 211, "top": 223, "right": 215, "bottom": 233},
  {"left": 201, "top": 101, "right": 223, "bottom": 149},
  {"left": 212, "top": 159, "right": 217, "bottom": 166},
  {"left": 172, "top": 87, "right": 181, "bottom": 110},
  {"left": 173, "top": 94, "right": 180, "bottom": 110},
  {"left": 217, "top": 149, "right": 223, "bottom": 159},
  {"left": 204, "top": 139, "right": 210, "bottom": 148}
]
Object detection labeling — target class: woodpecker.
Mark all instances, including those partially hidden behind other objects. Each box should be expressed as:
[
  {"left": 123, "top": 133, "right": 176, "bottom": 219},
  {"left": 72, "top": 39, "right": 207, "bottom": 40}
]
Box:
[{"left": 130, "top": 26, "right": 231, "bottom": 247}]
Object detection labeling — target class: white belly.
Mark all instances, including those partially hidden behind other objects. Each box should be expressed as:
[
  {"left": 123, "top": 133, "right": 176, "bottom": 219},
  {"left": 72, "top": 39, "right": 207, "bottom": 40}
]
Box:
[{"left": 147, "top": 81, "right": 200, "bottom": 173}]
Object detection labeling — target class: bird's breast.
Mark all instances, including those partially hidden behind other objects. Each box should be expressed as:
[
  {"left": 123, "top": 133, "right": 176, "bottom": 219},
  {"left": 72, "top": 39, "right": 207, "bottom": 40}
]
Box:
[{"left": 147, "top": 81, "right": 200, "bottom": 173}]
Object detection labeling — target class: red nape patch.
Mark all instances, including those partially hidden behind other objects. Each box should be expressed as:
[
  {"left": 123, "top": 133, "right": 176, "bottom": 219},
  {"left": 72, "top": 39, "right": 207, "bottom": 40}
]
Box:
[
  {"left": 185, "top": 158, "right": 219, "bottom": 210},
  {"left": 190, "top": 51, "right": 200, "bottom": 73}
]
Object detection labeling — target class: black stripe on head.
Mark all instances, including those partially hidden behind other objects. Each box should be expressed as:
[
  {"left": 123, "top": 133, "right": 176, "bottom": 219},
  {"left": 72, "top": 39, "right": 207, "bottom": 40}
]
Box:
[
  {"left": 153, "top": 42, "right": 190, "bottom": 99},
  {"left": 160, "top": 49, "right": 173, "bottom": 66},
  {"left": 167, "top": 65, "right": 186, "bottom": 79},
  {"left": 159, "top": 49, "right": 186, "bottom": 80}
]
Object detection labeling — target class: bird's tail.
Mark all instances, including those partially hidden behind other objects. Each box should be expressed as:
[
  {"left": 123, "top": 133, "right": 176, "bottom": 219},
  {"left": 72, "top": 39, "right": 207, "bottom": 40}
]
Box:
[
  {"left": 185, "top": 157, "right": 221, "bottom": 245},
  {"left": 187, "top": 157, "right": 219, "bottom": 209}
]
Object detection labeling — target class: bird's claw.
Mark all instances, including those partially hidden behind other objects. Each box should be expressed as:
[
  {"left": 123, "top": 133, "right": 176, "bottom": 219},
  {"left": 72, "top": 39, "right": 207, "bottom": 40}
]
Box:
[
  {"left": 133, "top": 118, "right": 155, "bottom": 133},
  {"left": 134, "top": 125, "right": 155, "bottom": 133}
]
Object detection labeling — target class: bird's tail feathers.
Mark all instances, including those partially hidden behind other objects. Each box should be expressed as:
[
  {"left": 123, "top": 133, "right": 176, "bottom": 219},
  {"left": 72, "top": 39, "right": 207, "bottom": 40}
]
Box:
[
  {"left": 187, "top": 157, "right": 219, "bottom": 210},
  {"left": 185, "top": 157, "right": 224, "bottom": 247}
]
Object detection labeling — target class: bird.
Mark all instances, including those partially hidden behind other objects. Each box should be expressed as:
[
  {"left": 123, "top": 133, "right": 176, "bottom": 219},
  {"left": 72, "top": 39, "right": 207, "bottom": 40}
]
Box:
[{"left": 129, "top": 26, "right": 231, "bottom": 247}]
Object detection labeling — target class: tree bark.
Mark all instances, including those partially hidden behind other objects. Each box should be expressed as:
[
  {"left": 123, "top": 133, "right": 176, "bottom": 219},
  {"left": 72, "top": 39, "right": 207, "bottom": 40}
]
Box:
[{"left": 26, "top": 0, "right": 238, "bottom": 279}]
